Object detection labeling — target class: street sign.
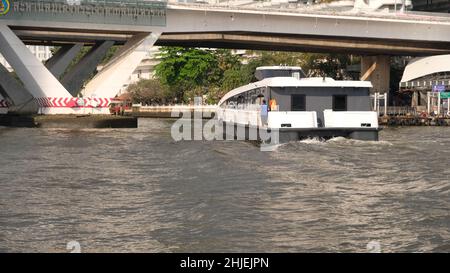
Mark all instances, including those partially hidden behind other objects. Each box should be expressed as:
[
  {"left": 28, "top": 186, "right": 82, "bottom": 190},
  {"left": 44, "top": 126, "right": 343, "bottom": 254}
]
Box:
[
  {"left": 432, "top": 85, "right": 446, "bottom": 92},
  {"left": 440, "top": 92, "right": 450, "bottom": 99}
]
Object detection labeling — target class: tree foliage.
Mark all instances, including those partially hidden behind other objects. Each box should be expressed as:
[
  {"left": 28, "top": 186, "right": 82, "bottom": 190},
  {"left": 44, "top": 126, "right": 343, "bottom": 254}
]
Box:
[
  {"left": 144, "top": 48, "right": 358, "bottom": 104},
  {"left": 155, "top": 47, "right": 216, "bottom": 96},
  {"left": 155, "top": 47, "right": 242, "bottom": 103},
  {"left": 127, "top": 79, "right": 172, "bottom": 105},
  {"left": 221, "top": 68, "right": 250, "bottom": 92},
  {"left": 300, "top": 53, "right": 359, "bottom": 80}
]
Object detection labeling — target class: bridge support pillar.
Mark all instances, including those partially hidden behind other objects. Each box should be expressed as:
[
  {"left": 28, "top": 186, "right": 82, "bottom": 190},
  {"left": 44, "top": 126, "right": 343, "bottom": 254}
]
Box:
[
  {"left": 0, "top": 43, "right": 88, "bottom": 114},
  {"left": 0, "top": 64, "right": 38, "bottom": 114},
  {"left": 45, "top": 43, "right": 84, "bottom": 79},
  {"left": 0, "top": 24, "right": 72, "bottom": 100},
  {"left": 61, "top": 41, "right": 115, "bottom": 96},
  {"left": 0, "top": 25, "right": 113, "bottom": 115},
  {"left": 82, "top": 32, "right": 161, "bottom": 99},
  {"left": 361, "top": 55, "right": 390, "bottom": 94}
]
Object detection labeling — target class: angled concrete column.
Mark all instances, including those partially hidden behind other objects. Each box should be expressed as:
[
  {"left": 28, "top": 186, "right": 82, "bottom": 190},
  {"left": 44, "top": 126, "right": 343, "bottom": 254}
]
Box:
[
  {"left": 0, "top": 63, "right": 37, "bottom": 114},
  {"left": 0, "top": 24, "right": 72, "bottom": 99},
  {"left": 82, "top": 32, "right": 161, "bottom": 99},
  {"left": 361, "top": 55, "right": 390, "bottom": 94},
  {"left": 45, "top": 43, "right": 84, "bottom": 79},
  {"left": 61, "top": 41, "right": 115, "bottom": 96},
  {"left": 0, "top": 25, "right": 111, "bottom": 115}
]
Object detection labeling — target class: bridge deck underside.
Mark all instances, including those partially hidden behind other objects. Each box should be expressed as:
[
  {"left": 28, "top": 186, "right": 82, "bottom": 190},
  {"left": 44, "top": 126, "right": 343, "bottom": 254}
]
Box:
[
  {"left": 12, "top": 28, "right": 450, "bottom": 56},
  {"left": 156, "top": 32, "right": 450, "bottom": 56}
]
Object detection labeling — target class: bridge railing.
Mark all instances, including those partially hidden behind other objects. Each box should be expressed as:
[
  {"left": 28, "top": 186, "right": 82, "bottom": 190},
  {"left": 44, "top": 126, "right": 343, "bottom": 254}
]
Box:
[
  {"left": 168, "top": 0, "right": 450, "bottom": 22},
  {"left": 1, "top": 0, "right": 168, "bottom": 26},
  {"left": 6, "top": 0, "right": 168, "bottom": 8}
]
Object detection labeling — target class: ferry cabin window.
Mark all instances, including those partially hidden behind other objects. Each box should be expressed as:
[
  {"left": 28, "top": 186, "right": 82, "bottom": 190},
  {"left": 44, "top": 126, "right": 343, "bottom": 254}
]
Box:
[
  {"left": 333, "top": 95, "right": 347, "bottom": 111},
  {"left": 237, "top": 96, "right": 245, "bottom": 107},
  {"left": 291, "top": 94, "right": 306, "bottom": 111}
]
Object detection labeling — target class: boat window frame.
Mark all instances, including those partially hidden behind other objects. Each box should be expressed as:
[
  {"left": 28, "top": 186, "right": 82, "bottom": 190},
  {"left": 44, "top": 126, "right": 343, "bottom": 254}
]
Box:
[
  {"left": 291, "top": 94, "right": 306, "bottom": 111},
  {"left": 332, "top": 95, "right": 348, "bottom": 111}
]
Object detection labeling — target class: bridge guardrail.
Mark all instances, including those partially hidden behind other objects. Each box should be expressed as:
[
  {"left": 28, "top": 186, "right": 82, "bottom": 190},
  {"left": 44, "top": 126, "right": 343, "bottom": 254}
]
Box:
[
  {"left": 168, "top": 1, "right": 450, "bottom": 22},
  {"left": 0, "top": 0, "right": 168, "bottom": 26}
]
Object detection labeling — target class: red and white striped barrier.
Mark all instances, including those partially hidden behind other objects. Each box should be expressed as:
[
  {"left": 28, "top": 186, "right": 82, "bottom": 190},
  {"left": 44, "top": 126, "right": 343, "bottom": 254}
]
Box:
[
  {"left": 0, "top": 99, "right": 8, "bottom": 108},
  {"left": 0, "top": 99, "right": 8, "bottom": 114},
  {"left": 36, "top": 97, "right": 111, "bottom": 108},
  {"left": 36, "top": 97, "right": 112, "bottom": 115}
]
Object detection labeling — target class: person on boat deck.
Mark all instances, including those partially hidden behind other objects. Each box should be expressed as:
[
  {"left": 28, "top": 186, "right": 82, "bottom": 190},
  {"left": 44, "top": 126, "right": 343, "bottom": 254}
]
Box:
[
  {"left": 261, "top": 100, "right": 268, "bottom": 126},
  {"left": 269, "top": 98, "right": 277, "bottom": 111}
]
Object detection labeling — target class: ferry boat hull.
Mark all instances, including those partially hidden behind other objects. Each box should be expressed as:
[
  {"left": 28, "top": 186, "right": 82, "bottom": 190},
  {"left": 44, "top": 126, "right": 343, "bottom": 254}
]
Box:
[{"left": 220, "top": 121, "right": 380, "bottom": 144}]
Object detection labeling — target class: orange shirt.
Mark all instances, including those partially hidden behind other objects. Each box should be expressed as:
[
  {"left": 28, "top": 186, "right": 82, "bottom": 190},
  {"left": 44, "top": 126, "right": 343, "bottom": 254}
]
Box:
[{"left": 269, "top": 99, "right": 277, "bottom": 111}]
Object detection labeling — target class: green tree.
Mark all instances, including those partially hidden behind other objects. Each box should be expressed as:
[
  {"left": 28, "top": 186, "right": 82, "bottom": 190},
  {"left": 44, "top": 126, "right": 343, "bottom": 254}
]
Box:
[
  {"left": 100, "top": 46, "right": 119, "bottom": 65},
  {"left": 205, "top": 86, "right": 227, "bottom": 105},
  {"left": 220, "top": 51, "right": 307, "bottom": 86},
  {"left": 155, "top": 47, "right": 218, "bottom": 95},
  {"left": 300, "top": 53, "right": 358, "bottom": 80},
  {"left": 215, "top": 49, "right": 241, "bottom": 71},
  {"left": 155, "top": 47, "right": 240, "bottom": 103},
  {"left": 127, "top": 79, "right": 172, "bottom": 105},
  {"left": 221, "top": 68, "right": 249, "bottom": 92},
  {"left": 239, "top": 51, "right": 357, "bottom": 80}
]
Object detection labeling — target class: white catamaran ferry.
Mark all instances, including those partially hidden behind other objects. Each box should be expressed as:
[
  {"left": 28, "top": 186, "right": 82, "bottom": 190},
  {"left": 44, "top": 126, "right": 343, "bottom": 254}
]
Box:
[{"left": 217, "top": 66, "right": 380, "bottom": 142}]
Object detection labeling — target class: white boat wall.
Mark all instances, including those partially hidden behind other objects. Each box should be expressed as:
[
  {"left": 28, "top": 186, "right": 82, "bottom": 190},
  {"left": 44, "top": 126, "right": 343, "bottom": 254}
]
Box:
[{"left": 323, "top": 110, "right": 379, "bottom": 128}]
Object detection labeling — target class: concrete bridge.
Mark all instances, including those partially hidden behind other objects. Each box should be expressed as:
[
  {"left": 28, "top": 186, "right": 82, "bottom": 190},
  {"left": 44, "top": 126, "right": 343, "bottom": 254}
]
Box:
[{"left": 1, "top": 0, "right": 450, "bottom": 115}]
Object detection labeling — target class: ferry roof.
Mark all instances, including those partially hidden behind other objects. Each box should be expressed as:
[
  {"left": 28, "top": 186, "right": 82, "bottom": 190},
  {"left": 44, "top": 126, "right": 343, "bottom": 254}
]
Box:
[
  {"left": 218, "top": 77, "right": 373, "bottom": 105},
  {"left": 256, "top": 66, "right": 303, "bottom": 70}
]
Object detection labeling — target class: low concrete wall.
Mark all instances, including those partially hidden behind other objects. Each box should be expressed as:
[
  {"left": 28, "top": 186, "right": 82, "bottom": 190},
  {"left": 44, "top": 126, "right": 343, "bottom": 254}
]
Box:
[
  {"left": 379, "top": 116, "right": 450, "bottom": 126},
  {"left": 129, "top": 105, "right": 216, "bottom": 119},
  {"left": 0, "top": 114, "right": 137, "bottom": 128}
]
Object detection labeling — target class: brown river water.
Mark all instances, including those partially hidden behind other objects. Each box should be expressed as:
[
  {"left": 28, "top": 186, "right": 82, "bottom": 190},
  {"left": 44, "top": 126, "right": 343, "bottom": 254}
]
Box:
[{"left": 0, "top": 119, "right": 449, "bottom": 252}]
